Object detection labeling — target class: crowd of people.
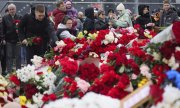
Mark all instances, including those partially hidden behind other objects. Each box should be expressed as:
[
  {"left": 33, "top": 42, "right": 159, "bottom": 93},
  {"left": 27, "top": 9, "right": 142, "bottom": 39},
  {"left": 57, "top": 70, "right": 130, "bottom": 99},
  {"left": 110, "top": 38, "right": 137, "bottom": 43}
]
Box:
[{"left": 0, "top": 0, "right": 179, "bottom": 76}]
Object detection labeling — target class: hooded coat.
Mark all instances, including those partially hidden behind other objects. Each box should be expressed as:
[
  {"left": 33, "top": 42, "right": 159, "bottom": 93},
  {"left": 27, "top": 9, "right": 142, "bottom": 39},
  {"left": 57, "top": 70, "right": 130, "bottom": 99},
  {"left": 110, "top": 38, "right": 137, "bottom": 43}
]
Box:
[
  {"left": 136, "top": 5, "right": 152, "bottom": 29},
  {"left": 114, "top": 3, "right": 132, "bottom": 28},
  {"left": 83, "top": 7, "right": 95, "bottom": 34}
]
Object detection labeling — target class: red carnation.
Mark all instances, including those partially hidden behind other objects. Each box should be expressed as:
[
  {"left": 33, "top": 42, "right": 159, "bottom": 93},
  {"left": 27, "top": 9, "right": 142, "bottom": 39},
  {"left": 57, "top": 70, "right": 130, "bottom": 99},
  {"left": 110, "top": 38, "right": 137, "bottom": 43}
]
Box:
[
  {"left": 9, "top": 75, "right": 20, "bottom": 86},
  {"left": 60, "top": 57, "right": 78, "bottom": 76},
  {"left": 117, "top": 74, "right": 130, "bottom": 89},
  {"left": 100, "top": 64, "right": 114, "bottom": 73},
  {"left": 79, "top": 63, "right": 100, "bottom": 82},
  {"left": 150, "top": 85, "right": 164, "bottom": 105}
]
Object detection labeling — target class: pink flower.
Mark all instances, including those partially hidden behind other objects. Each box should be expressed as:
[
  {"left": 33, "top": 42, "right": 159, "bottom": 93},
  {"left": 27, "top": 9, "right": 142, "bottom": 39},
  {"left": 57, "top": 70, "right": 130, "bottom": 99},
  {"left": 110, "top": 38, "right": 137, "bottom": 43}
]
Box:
[
  {"left": 131, "top": 74, "right": 137, "bottom": 80},
  {"left": 140, "top": 64, "right": 151, "bottom": 79},
  {"left": 75, "top": 77, "right": 90, "bottom": 93}
]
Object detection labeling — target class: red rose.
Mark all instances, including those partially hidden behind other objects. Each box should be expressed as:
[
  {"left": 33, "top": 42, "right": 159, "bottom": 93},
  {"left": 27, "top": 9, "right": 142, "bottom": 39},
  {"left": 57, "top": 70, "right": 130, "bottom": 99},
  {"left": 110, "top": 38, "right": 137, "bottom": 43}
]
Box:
[
  {"left": 150, "top": 85, "right": 164, "bottom": 104},
  {"left": 42, "top": 94, "right": 57, "bottom": 102},
  {"left": 49, "top": 94, "right": 57, "bottom": 101},
  {"left": 32, "top": 37, "right": 43, "bottom": 45},
  {"left": 24, "top": 84, "right": 38, "bottom": 99},
  {"left": 160, "top": 41, "right": 176, "bottom": 59},
  {"left": 42, "top": 94, "right": 49, "bottom": 102},
  {"left": 36, "top": 72, "right": 43, "bottom": 75},
  {"left": 13, "top": 20, "right": 20, "bottom": 24},
  {"left": 175, "top": 51, "right": 180, "bottom": 61},
  {"left": 172, "top": 21, "right": 180, "bottom": 43},
  {"left": 9, "top": 75, "right": 20, "bottom": 86}
]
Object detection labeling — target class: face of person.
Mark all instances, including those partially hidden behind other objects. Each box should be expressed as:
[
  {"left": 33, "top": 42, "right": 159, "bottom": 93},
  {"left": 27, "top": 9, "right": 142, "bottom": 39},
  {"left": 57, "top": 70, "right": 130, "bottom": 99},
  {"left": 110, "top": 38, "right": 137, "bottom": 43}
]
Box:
[
  {"left": 59, "top": 2, "right": 66, "bottom": 11},
  {"left": 143, "top": 7, "right": 149, "bottom": 14},
  {"left": 163, "top": 3, "right": 170, "bottom": 11},
  {"left": 78, "top": 13, "right": 83, "bottom": 19},
  {"left": 99, "top": 12, "right": 105, "bottom": 19},
  {"left": 66, "top": 19, "right": 73, "bottom": 29},
  {"left": 117, "top": 10, "right": 123, "bottom": 15},
  {"left": 35, "top": 11, "right": 45, "bottom": 21},
  {"left": 65, "top": 1, "right": 72, "bottom": 9},
  {"left": 8, "top": 5, "right": 16, "bottom": 16}
]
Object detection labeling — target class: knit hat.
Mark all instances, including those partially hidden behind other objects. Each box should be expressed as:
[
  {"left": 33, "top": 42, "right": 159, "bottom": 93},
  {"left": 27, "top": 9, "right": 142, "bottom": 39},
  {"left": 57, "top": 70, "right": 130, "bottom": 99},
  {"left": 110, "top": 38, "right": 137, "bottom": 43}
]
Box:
[{"left": 116, "top": 3, "right": 125, "bottom": 11}]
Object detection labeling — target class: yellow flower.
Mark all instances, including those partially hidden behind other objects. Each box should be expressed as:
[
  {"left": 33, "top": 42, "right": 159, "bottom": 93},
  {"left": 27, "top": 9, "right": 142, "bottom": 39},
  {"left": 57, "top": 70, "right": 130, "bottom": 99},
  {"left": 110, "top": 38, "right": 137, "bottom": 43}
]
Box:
[
  {"left": 77, "top": 32, "right": 84, "bottom": 39},
  {"left": 48, "top": 67, "right": 52, "bottom": 72},
  {"left": 88, "top": 33, "right": 97, "bottom": 40},
  {"left": 138, "top": 83, "right": 143, "bottom": 88},
  {"left": 19, "top": 96, "right": 27, "bottom": 106}
]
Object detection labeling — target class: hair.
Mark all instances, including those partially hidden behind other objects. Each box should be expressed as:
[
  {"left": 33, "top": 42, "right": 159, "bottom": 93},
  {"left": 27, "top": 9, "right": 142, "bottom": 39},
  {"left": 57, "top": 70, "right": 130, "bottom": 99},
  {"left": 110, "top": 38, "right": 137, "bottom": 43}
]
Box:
[
  {"left": 7, "top": 3, "right": 16, "bottom": 10},
  {"left": 5, "top": 9, "right": 8, "bottom": 13},
  {"left": 98, "top": 10, "right": 105, "bottom": 16},
  {"left": 61, "top": 16, "right": 72, "bottom": 25},
  {"left": 163, "top": 0, "right": 170, "bottom": 4},
  {"left": 35, "top": 4, "right": 45, "bottom": 13},
  {"left": 56, "top": 0, "right": 64, "bottom": 7},
  {"left": 108, "top": 9, "right": 114, "bottom": 14}
]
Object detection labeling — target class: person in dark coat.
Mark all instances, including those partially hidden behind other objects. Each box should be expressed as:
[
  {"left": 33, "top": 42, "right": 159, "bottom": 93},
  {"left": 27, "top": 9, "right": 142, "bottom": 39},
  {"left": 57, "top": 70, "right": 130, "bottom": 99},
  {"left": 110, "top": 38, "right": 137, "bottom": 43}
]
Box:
[
  {"left": 83, "top": 7, "right": 95, "bottom": 35},
  {"left": 136, "top": 5, "right": 155, "bottom": 30},
  {"left": 2, "top": 4, "right": 22, "bottom": 73},
  {"left": 0, "top": 15, "right": 6, "bottom": 75},
  {"left": 160, "top": 0, "right": 179, "bottom": 27},
  {"left": 52, "top": 0, "right": 66, "bottom": 29},
  {"left": 19, "top": 4, "right": 55, "bottom": 64},
  {"left": 95, "top": 10, "right": 109, "bottom": 31}
]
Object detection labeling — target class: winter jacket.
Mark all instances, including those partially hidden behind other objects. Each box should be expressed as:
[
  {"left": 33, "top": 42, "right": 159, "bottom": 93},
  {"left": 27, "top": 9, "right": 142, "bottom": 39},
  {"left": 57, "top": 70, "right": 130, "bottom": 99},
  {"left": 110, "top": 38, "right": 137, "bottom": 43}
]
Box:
[
  {"left": 57, "top": 23, "right": 76, "bottom": 40},
  {"left": 83, "top": 8, "right": 95, "bottom": 34},
  {"left": 114, "top": 10, "right": 132, "bottom": 28},
  {"left": 95, "top": 18, "right": 109, "bottom": 31},
  {"left": 160, "top": 8, "right": 179, "bottom": 27},
  {"left": 66, "top": 7, "right": 78, "bottom": 19},
  {"left": 76, "top": 18, "right": 84, "bottom": 32},
  {"left": 52, "top": 8, "right": 66, "bottom": 29},
  {"left": 136, "top": 5, "right": 153, "bottom": 29},
  {"left": 2, "top": 14, "right": 22, "bottom": 43},
  {"left": 18, "top": 12, "right": 54, "bottom": 54}
]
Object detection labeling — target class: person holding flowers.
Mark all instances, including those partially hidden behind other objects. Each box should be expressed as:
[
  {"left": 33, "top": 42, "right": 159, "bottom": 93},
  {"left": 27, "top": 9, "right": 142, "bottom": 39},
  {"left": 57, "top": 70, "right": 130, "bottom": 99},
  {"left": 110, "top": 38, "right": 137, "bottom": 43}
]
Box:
[
  {"left": 2, "top": 3, "right": 22, "bottom": 73},
  {"left": 19, "top": 4, "right": 55, "bottom": 64}
]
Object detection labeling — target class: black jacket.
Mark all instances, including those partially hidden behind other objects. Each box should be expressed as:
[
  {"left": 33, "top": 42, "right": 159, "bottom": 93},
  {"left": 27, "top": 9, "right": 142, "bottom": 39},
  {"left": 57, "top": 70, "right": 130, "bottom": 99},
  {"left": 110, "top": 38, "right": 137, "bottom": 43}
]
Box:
[
  {"left": 160, "top": 8, "right": 179, "bottom": 27},
  {"left": 136, "top": 5, "right": 152, "bottom": 29},
  {"left": 0, "top": 22, "right": 3, "bottom": 40},
  {"left": 18, "top": 13, "right": 53, "bottom": 43},
  {"left": 95, "top": 18, "right": 109, "bottom": 31},
  {"left": 2, "top": 14, "right": 22, "bottom": 43}
]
